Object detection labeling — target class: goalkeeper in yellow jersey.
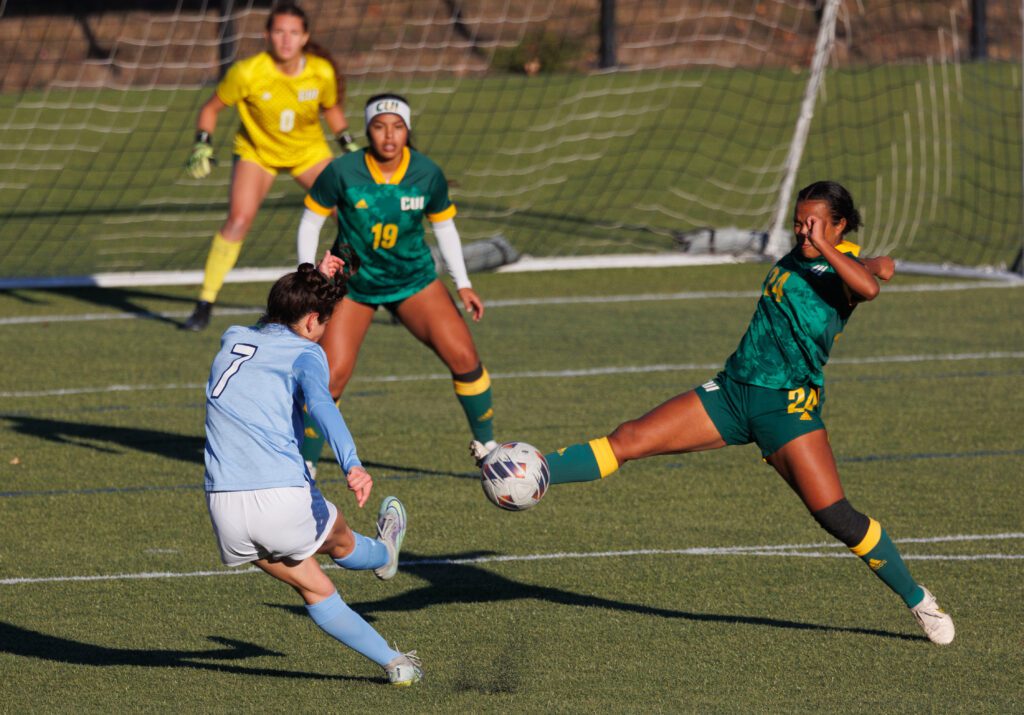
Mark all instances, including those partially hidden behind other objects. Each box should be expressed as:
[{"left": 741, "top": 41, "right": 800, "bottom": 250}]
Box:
[{"left": 182, "top": 2, "right": 360, "bottom": 331}]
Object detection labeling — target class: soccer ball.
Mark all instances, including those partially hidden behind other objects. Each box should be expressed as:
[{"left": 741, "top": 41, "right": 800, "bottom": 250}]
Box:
[{"left": 480, "top": 441, "right": 550, "bottom": 511}]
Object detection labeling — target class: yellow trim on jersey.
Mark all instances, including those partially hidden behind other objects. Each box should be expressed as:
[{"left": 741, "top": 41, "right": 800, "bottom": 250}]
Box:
[
  {"left": 453, "top": 368, "right": 491, "bottom": 396},
  {"left": 365, "top": 147, "right": 410, "bottom": 185},
  {"left": 428, "top": 204, "right": 457, "bottom": 222},
  {"left": 836, "top": 240, "right": 861, "bottom": 257},
  {"left": 304, "top": 194, "right": 332, "bottom": 216},
  {"left": 590, "top": 437, "right": 619, "bottom": 478},
  {"left": 850, "top": 518, "right": 882, "bottom": 556}
]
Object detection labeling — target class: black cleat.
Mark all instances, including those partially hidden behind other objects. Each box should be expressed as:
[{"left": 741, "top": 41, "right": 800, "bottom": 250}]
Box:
[{"left": 181, "top": 301, "right": 213, "bottom": 331}]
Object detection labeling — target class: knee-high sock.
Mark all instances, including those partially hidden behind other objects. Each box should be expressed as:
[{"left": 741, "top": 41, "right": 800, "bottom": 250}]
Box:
[
  {"left": 306, "top": 591, "right": 399, "bottom": 666},
  {"left": 851, "top": 519, "right": 925, "bottom": 608},
  {"left": 546, "top": 437, "right": 619, "bottom": 484},
  {"left": 333, "top": 532, "right": 389, "bottom": 571},
  {"left": 453, "top": 364, "right": 494, "bottom": 443},
  {"left": 199, "top": 232, "right": 242, "bottom": 304}
]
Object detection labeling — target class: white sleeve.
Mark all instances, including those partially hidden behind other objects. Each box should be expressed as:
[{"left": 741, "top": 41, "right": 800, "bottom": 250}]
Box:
[
  {"left": 431, "top": 218, "right": 471, "bottom": 290},
  {"left": 296, "top": 208, "right": 328, "bottom": 266}
]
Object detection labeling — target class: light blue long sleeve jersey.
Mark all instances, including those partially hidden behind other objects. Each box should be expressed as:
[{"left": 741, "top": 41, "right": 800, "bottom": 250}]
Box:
[{"left": 204, "top": 323, "right": 361, "bottom": 492}]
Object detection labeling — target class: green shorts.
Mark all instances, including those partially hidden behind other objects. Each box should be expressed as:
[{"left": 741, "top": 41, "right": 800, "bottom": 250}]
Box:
[{"left": 695, "top": 371, "right": 826, "bottom": 458}]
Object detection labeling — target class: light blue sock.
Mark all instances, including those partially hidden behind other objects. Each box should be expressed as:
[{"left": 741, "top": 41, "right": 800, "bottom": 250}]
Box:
[
  {"left": 333, "top": 532, "right": 389, "bottom": 571},
  {"left": 306, "top": 591, "right": 399, "bottom": 667}
]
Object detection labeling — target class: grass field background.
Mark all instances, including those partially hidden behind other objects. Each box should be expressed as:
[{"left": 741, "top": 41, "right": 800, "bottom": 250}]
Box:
[{"left": 1, "top": 264, "right": 1022, "bottom": 711}]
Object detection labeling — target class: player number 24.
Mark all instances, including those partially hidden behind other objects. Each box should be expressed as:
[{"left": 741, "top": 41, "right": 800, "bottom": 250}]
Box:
[
  {"left": 371, "top": 223, "right": 398, "bottom": 250},
  {"left": 763, "top": 267, "right": 791, "bottom": 303},
  {"left": 787, "top": 386, "right": 819, "bottom": 421}
]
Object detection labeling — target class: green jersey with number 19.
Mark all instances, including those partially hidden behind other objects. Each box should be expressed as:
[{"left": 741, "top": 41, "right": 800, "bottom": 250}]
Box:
[
  {"left": 724, "top": 241, "right": 863, "bottom": 389},
  {"left": 305, "top": 146, "right": 457, "bottom": 303}
]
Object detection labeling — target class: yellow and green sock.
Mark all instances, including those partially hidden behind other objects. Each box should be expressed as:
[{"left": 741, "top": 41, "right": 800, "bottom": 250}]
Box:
[
  {"left": 850, "top": 518, "right": 925, "bottom": 608},
  {"left": 546, "top": 437, "right": 619, "bottom": 484},
  {"left": 453, "top": 364, "right": 494, "bottom": 444}
]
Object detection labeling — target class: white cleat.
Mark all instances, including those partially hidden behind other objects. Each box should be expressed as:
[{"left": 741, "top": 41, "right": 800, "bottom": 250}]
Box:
[
  {"left": 384, "top": 650, "right": 423, "bottom": 686},
  {"left": 470, "top": 439, "right": 499, "bottom": 467},
  {"left": 374, "top": 496, "right": 407, "bottom": 581},
  {"left": 911, "top": 586, "right": 955, "bottom": 645}
]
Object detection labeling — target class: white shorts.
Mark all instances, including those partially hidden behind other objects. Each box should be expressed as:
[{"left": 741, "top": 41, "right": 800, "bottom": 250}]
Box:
[{"left": 206, "top": 482, "right": 338, "bottom": 567}]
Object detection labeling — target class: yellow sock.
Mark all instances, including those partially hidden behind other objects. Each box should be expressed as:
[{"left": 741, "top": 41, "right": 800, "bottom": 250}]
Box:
[{"left": 199, "top": 232, "right": 243, "bottom": 303}]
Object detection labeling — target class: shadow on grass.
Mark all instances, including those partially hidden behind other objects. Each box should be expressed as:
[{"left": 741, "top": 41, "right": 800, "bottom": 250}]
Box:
[
  {"left": 18, "top": 286, "right": 201, "bottom": 328},
  {"left": 0, "top": 622, "right": 376, "bottom": 683},
  {"left": 0, "top": 414, "right": 203, "bottom": 463},
  {"left": 273, "top": 549, "right": 924, "bottom": 644}
]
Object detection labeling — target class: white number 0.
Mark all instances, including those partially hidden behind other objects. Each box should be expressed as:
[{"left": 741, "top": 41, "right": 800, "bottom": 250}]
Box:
[
  {"left": 211, "top": 343, "right": 258, "bottom": 398},
  {"left": 279, "top": 109, "right": 295, "bottom": 133}
]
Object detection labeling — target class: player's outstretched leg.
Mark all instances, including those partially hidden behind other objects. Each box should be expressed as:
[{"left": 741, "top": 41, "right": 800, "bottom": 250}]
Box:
[
  {"left": 812, "top": 499, "right": 955, "bottom": 645},
  {"left": 306, "top": 592, "right": 423, "bottom": 685},
  {"left": 373, "top": 496, "right": 407, "bottom": 581},
  {"left": 255, "top": 557, "right": 422, "bottom": 685},
  {"left": 543, "top": 437, "right": 620, "bottom": 484},
  {"left": 910, "top": 586, "right": 955, "bottom": 645}
]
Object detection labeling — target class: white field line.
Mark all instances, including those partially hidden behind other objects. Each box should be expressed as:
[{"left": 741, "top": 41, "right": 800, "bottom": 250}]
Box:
[
  {"left": 0, "top": 280, "right": 1019, "bottom": 327},
  {"left": 1, "top": 351, "right": 1022, "bottom": 400},
  {"left": 2, "top": 532, "right": 1021, "bottom": 586}
]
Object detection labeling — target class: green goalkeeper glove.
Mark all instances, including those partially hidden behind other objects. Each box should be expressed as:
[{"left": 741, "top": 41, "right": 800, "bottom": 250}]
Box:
[
  {"left": 185, "top": 131, "right": 215, "bottom": 179},
  {"left": 336, "top": 131, "right": 360, "bottom": 154}
]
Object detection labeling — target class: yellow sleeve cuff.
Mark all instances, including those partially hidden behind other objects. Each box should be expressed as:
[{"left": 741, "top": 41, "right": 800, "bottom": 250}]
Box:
[
  {"left": 428, "top": 204, "right": 457, "bottom": 223},
  {"left": 304, "top": 194, "right": 333, "bottom": 216}
]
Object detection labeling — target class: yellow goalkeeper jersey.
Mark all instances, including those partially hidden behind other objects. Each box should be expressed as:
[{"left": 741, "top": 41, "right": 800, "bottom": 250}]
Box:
[{"left": 216, "top": 52, "right": 337, "bottom": 169}]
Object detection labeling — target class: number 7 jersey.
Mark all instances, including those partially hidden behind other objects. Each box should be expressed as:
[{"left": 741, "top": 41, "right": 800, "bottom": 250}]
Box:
[
  {"left": 725, "top": 241, "right": 863, "bottom": 389},
  {"left": 305, "top": 146, "right": 457, "bottom": 303}
]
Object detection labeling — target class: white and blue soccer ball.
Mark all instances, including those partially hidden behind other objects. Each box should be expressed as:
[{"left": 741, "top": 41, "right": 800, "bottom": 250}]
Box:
[{"left": 480, "top": 441, "right": 550, "bottom": 511}]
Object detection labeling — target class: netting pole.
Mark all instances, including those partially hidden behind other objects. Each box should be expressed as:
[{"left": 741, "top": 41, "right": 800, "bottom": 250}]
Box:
[
  {"left": 218, "top": 0, "right": 237, "bottom": 79},
  {"left": 765, "top": 0, "right": 842, "bottom": 257},
  {"left": 1017, "top": 0, "right": 1024, "bottom": 276},
  {"left": 971, "top": 0, "right": 988, "bottom": 59},
  {"left": 599, "top": 0, "right": 616, "bottom": 69}
]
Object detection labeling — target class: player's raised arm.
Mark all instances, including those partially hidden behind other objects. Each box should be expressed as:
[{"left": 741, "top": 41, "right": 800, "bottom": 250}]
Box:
[
  {"left": 805, "top": 214, "right": 880, "bottom": 301},
  {"left": 863, "top": 255, "right": 896, "bottom": 282}
]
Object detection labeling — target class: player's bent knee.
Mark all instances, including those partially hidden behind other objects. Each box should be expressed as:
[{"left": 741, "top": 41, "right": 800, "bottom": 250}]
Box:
[
  {"left": 811, "top": 497, "right": 870, "bottom": 548},
  {"left": 223, "top": 214, "right": 255, "bottom": 238},
  {"left": 322, "top": 521, "right": 356, "bottom": 559}
]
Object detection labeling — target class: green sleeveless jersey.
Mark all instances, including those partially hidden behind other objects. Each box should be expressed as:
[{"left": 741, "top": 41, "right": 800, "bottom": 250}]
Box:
[
  {"left": 724, "top": 241, "right": 862, "bottom": 389},
  {"left": 306, "top": 147, "right": 456, "bottom": 303}
]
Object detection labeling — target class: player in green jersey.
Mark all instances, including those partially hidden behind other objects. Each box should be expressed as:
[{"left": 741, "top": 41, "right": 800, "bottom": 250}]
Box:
[
  {"left": 296, "top": 93, "right": 498, "bottom": 469},
  {"left": 510, "top": 181, "right": 955, "bottom": 645}
]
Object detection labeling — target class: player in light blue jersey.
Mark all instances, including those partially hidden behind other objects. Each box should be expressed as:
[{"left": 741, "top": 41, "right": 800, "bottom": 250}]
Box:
[{"left": 204, "top": 257, "right": 422, "bottom": 686}]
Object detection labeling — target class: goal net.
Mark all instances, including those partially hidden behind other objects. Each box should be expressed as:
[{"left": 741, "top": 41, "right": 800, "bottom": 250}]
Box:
[{"left": 1, "top": 0, "right": 1022, "bottom": 287}]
